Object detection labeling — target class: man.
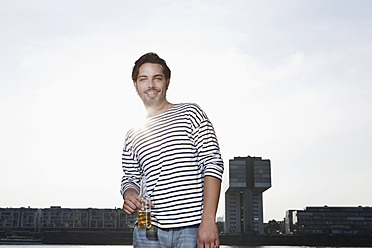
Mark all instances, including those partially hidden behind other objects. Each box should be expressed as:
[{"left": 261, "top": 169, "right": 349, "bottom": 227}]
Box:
[{"left": 121, "top": 52, "right": 224, "bottom": 248}]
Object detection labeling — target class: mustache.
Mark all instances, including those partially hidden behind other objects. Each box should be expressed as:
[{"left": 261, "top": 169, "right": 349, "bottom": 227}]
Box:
[{"left": 145, "top": 87, "right": 160, "bottom": 93}]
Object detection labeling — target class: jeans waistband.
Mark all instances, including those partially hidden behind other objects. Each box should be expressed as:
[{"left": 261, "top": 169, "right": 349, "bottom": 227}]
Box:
[{"left": 159, "top": 224, "right": 200, "bottom": 231}]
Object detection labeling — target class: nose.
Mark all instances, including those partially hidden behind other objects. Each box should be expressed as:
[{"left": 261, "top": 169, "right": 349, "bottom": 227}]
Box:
[{"left": 148, "top": 78, "right": 157, "bottom": 88}]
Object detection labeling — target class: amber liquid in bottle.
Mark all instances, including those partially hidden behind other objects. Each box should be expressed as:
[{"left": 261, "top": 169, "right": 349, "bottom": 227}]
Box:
[
  {"left": 138, "top": 176, "right": 151, "bottom": 229},
  {"left": 138, "top": 211, "right": 151, "bottom": 229}
]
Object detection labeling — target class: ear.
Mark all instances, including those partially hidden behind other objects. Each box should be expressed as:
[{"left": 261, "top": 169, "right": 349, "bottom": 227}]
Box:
[
  {"left": 166, "top": 79, "right": 170, "bottom": 90},
  {"left": 133, "top": 80, "right": 137, "bottom": 87}
]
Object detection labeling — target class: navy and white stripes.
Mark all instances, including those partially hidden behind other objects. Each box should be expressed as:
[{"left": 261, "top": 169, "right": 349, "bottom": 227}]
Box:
[{"left": 121, "top": 103, "right": 223, "bottom": 228}]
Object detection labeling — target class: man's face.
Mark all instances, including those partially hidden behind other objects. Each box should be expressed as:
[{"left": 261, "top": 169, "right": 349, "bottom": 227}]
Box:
[{"left": 134, "top": 63, "right": 169, "bottom": 107}]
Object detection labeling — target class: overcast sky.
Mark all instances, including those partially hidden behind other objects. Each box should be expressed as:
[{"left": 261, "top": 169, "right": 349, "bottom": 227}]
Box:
[{"left": 1, "top": 0, "right": 371, "bottom": 222}]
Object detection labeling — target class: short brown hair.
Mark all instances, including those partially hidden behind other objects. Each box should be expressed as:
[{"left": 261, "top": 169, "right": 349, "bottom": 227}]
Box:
[{"left": 132, "top": 52, "right": 171, "bottom": 82}]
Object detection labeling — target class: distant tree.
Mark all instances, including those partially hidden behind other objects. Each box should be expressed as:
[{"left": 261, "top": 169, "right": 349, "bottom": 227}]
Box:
[
  {"left": 216, "top": 221, "right": 224, "bottom": 234},
  {"left": 267, "top": 219, "right": 281, "bottom": 234}
]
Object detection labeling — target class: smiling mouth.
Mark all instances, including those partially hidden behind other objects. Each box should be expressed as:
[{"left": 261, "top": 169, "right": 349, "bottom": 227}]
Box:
[{"left": 145, "top": 90, "right": 160, "bottom": 97}]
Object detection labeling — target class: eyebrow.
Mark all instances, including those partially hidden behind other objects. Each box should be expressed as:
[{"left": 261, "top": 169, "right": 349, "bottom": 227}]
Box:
[{"left": 138, "top": 74, "right": 164, "bottom": 79}]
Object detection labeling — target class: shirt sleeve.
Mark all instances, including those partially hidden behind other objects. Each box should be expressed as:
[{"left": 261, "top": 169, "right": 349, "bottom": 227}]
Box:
[
  {"left": 120, "top": 131, "right": 141, "bottom": 197},
  {"left": 192, "top": 108, "right": 224, "bottom": 181}
]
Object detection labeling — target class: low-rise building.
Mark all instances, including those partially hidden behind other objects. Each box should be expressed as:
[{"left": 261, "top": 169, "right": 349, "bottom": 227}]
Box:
[
  {"left": 0, "top": 206, "right": 136, "bottom": 233},
  {"left": 285, "top": 206, "right": 372, "bottom": 236}
]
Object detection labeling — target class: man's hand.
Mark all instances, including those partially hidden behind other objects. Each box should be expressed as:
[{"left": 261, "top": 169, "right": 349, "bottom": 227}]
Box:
[
  {"left": 122, "top": 188, "right": 142, "bottom": 215},
  {"left": 197, "top": 219, "right": 219, "bottom": 248},
  {"left": 197, "top": 176, "right": 221, "bottom": 247}
]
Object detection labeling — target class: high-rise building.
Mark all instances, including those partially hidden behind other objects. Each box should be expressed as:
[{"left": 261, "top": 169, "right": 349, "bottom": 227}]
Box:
[{"left": 224, "top": 156, "right": 271, "bottom": 234}]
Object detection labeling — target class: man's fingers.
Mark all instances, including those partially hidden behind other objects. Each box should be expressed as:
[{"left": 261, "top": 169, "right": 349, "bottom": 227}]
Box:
[
  {"left": 123, "top": 196, "right": 142, "bottom": 214},
  {"left": 197, "top": 236, "right": 219, "bottom": 248},
  {"left": 122, "top": 201, "right": 135, "bottom": 214},
  {"left": 123, "top": 207, "right": 132, "bottom": 215}
]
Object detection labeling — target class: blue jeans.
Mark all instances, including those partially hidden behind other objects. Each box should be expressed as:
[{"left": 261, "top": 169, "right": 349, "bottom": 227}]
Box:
[{"left": 133, "top": 224, "right": 199, "bottom": 248}]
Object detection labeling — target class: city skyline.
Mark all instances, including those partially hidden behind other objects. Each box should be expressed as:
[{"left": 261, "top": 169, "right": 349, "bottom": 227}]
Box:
[{"left": 1, "top": 1, "right": 372, "bottom": 222}]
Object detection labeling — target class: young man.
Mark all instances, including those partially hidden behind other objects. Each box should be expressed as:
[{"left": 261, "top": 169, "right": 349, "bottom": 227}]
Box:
[{"left": 121, "top": 53, "right": 224, "bottom": 248}]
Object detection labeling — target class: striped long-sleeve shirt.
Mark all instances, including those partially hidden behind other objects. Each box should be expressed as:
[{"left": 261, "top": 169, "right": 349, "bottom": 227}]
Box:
[{"left": 120, "top": 103, "right": 224, "bottom": 229}]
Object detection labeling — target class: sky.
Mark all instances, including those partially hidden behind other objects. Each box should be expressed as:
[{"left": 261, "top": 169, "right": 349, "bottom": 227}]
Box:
[{"left": 1, "top": 0, "right": 371, "bottom": 222}]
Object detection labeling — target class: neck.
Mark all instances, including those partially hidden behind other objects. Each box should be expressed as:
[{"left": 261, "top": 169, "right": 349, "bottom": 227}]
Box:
[{"left": 144, "top": 101, "right": 174, "bottom": 118}]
